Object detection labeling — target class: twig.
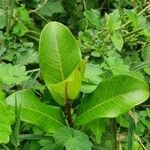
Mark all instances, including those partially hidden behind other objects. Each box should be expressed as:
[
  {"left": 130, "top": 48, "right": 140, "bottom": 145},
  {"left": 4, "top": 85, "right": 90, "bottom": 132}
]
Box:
[
  {"left": 138, "top": 3, "right": 150, "bottom": 16},
  {"left": 13, "top": 98, "right": 21, "bottom": 150},
  {"left": 135, "top": 134, "right": 147, "bottom": 150},
  {"left": 145, "top": 14, "right": 150, "bottom": 18},
  {"left": 131, "top": 62, "right": 150, "bottom": 70},
  {"left": 123, "top": 28, "right": 143, "bottom": 38},
  {"left": 65, "top": 82, "right": 73, "bottom": 127},
  {"left": 121, "top": 3, "right": 150, "bottom": 29},
  {"left": 99, "top": 0, "right": 107, "bottom": 12},
  {"left": 110, "top": 118, "right": 117, "bottom": 150},
  {"left": 28, "top": 30, "right": 40, "bottom": 36},
  {"left": 5, "top": 0, "right": 15, "bottom": 33},
  {"left": 82, "top": 0, "right": 88, "bottom": 30},
  {"left": 26, "top": 68, "right": 40, "bottom": 73},
  {"left": 128, "top": 111, "right": 135, "bottom": 150},
  {"left": 19, "top": 134, "right": 52, "bottom": 140},
  {"left": 140, "top": 104, "right": 150, "bottom": 108},
  {"left": 2, "top": 144, "right": 9, "bottom": 150},
  {"left": 33, "top": 11, "right": 49, "bottom": 22},
  {"left": 29, "top": 0, "right": 48, "bottom": 13},
  {"left": 26, "top": 34, "right": 39, "bottom": 42}
]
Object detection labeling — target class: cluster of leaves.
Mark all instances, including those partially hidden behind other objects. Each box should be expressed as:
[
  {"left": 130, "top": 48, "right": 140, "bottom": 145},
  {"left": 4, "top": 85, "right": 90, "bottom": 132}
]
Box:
[
  {"left": 78, "top": 1, "right": 150, "bottom": 148},
  {"left": 0, "top": 0, "right": 150, "bottom": 150}
]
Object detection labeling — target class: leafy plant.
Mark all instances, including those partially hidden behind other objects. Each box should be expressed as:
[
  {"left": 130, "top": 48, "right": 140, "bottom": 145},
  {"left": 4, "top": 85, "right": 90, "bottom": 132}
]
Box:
[
  {"left": 0, "top": 21, "right": 148, "bottom": 149},
  {"left": 0, "top": 1, "right": 150, "bottom": 149}
]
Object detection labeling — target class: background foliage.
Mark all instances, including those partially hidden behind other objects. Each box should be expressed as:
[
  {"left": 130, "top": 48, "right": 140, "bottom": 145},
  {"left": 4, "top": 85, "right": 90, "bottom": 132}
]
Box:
[{"left": 0, "top": 0, "right": 150, "bottom": 149}]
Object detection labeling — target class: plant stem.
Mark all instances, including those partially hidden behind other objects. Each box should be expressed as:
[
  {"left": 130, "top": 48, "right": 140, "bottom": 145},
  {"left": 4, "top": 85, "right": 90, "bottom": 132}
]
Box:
[
  {"left": 26, "top": 34, "right": 39, "bottom": 42},
  {"left": 131, "top": 62, "right": 150, "bottom": 70},
  {"left": 19, "top": 134, "right": 52, "bottom": 140},
  {"left": 5, "top": 0, "right": 15, "bottom": 34},
  {"left": 123, "top": 28, "right": 143, "bottom": 38},
  {"left": 110, "top": 118, "right": 117, "bottom": 150},
  {"left": 29, "top": 0, "right": 48, "bottom": 13},
  {"left": 2, "top": 144, "right": 9, "bottom": 150},
  {"left": 121, "top": 3, "right": 150, "bottom": 29},
  {"left": 26, "top": 68, "right": 40, "bottom": 73},
  {"left": 128, "top": 112, "right": 135, "bottom": 150},
  {"left": 28, "top": 30, "right": 40, "bottom": 36},
  {"left": 65, "top": 83, "right": 73, "bottom": 127},
  {"left": 13, "top": 98, "right": 21, "bottom": 150},
  {"left": 138, "top": 3, "right": 150, "bottom": 16},
  {"left": 82, "top": 0, "right": 88, "bottom": 30}
]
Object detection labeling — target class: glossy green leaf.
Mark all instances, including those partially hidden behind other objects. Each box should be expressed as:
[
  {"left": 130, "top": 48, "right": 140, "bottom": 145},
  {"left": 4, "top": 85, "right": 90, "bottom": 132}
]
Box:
[
  {"left": 39, "top": 21, "right": 81, "bottom": 84},
  {"left": 50, "top": 69, "right": 81, "bottom": 104},
  {"left": 53, "top": 127, "right": 93, "bottom": 150},
  {"left": 49, "top": 60, "right": 86, "bottom": 104},
  {"left": 0, "top": 90, "right": 14, "bottom": 144},
  {"left": 39, "top": 22, "right": 82, "bottom": 104},
  {"left": 75, "top": 75, "right": 149, "bottom": 125},
  {"left": 6, "top": 90, "right": 66, "bottom": 133}
]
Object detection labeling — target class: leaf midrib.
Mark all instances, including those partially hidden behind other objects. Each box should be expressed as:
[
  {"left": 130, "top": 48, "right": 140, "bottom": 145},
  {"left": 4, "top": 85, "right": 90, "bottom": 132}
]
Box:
[
  {"left": 53, "top": 26, "right": 64, "bottom": 81},
  {"left": 21, "top": 104, "right": 65, "bottom": 127},
  {"left": 77, "top": 89, "right": 144, "bottom": 119}
]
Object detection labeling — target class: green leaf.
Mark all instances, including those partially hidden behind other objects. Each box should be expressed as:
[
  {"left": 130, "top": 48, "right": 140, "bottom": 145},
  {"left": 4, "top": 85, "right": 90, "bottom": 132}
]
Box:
[
  {"left": 111, "top": 31, "right": 123, "bottom": 51},
  {"left": 143, "top": 45, "right": 150, "bottom": 63},
  {"left": 84, "top": 9, "right": 101, "bottom": 29},
  {"left": 16, "top": 7, "right": 32, "bottom": 26},
  {"left": 6, "top": 90, "right": 66, "bottom": 133},
  {"left": 13, "top": 21, "right": 28, "bottom": 36},
  {"left": 53, "top": 127, "right": 93, "bottom": 150},
  {"left": 81, "top": 63, "right": 103, "bottom": 93},
  {"left": 13, "top": 7, "right": 32, "bottom": 36},
  {"left": 143, "top": 67, "right": 150, "bottom": 75},
  {"left": 105, "top": 9, "right": 121, "bottom": 32},
  {"left": 0, "top": 90, "right": 14, "bottom": 144},
  {"left": 105, "top": 56, "right": 130, "bottom": 75},
  {"left": 37, "top": 0, "right": 64, "bottom": 17},
  {"left": 15, "top": 50, "right": 38, "bottom": 65},
  {"left": 50, "top": 69, "right": 81, "bottom": 104},
  {"left": 75, "top": 75, "right": 149, "bottom": 125},
  {"left": 0, "top": 89, "right": 5, "bottom": 101},
  {"left": 0, "top": 9, "right": 6, "bottom": 29},
  {"left": 0, "top": 63, "right": 29, "bottom": 85},
  {"left": 116, "top": 115, "right": 129, "bottom": 128},
  {"left": 125, "top": 9, "right": 140, "bottom": 29},
  {"left": 86, "top": 118, "right": 106, "bottom": 144},
  {"left": 39, "top": 22, "right": 82, "bottom": 104},
  {"left": 125, "top": 9, "right": 147, "bottom": 30},
  {"left": 40, "top": 139, "right": 59, "bottom": 150},
  {"left": 50, "top": 60, "right": 86, "bottom": 104},
  {"left": 39, "top": 21, "right": 81, "bottom": 84}
]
